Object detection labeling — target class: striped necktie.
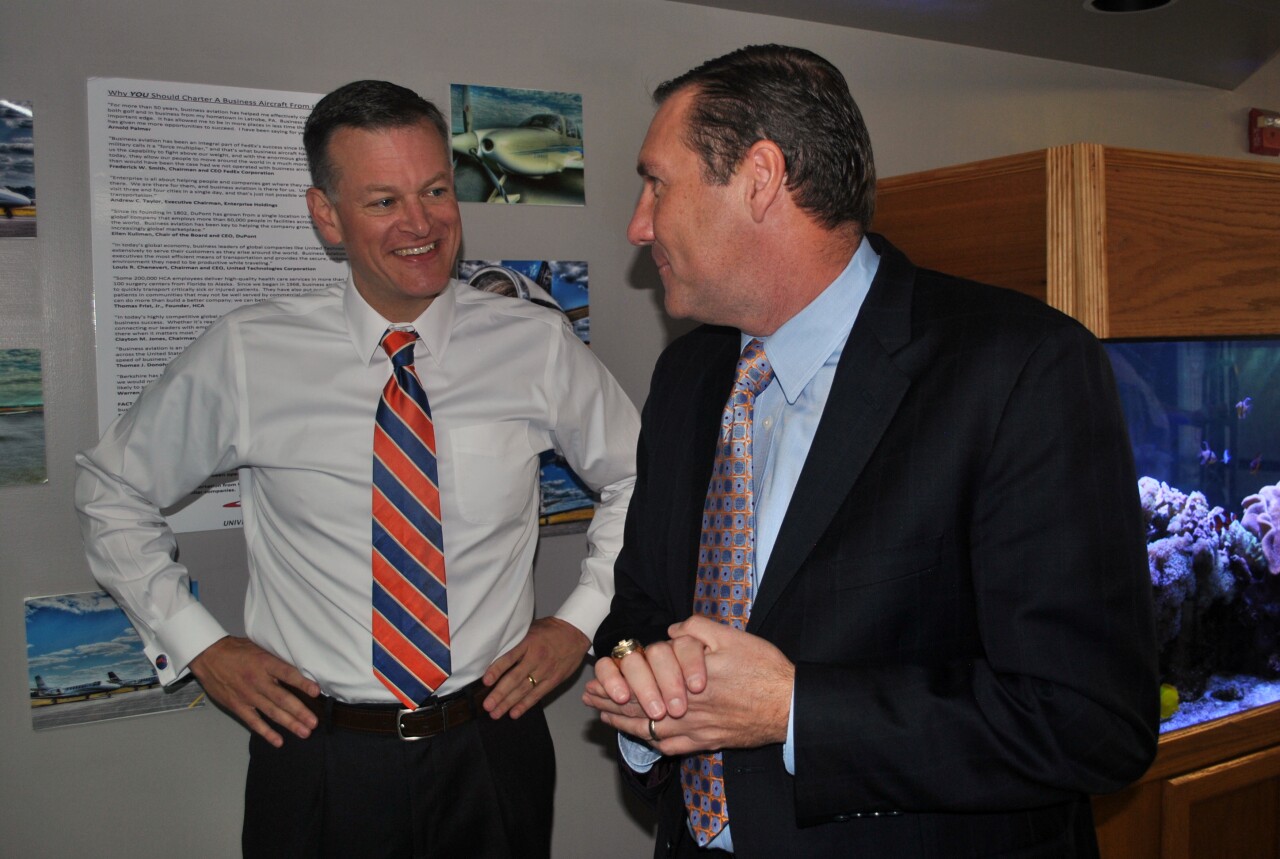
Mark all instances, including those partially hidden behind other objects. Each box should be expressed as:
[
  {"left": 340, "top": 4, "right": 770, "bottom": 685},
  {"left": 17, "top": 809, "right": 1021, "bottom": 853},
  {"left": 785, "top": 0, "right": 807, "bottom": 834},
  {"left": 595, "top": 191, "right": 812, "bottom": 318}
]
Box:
[
  {"left": 372, "top": 327, "right": 450, "bottom": 707},
  {"left": 682, "top": 338, "right": 774, "bottom": 846}
]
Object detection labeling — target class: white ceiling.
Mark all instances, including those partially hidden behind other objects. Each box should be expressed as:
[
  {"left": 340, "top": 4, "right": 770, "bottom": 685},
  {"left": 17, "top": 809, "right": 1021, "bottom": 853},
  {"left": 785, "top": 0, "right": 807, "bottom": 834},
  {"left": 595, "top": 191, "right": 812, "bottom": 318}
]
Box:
[{"left": 670, "top": 0, "right": 1280, "bottom": 90}]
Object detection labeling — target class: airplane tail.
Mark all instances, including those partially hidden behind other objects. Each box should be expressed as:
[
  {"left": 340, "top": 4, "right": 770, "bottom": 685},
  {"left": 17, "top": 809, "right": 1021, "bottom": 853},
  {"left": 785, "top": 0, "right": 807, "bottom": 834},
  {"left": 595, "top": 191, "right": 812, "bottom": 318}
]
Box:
[{"left": 108, "top": 671, "right": 122, "bottom": 683}]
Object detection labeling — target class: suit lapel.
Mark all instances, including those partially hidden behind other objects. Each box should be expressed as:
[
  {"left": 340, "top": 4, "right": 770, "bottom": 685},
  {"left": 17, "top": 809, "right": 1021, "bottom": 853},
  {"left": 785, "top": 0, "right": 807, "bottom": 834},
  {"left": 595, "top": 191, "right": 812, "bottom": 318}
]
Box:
[{"left": 749, "top": 236, "right": 916, "bottom": 630}]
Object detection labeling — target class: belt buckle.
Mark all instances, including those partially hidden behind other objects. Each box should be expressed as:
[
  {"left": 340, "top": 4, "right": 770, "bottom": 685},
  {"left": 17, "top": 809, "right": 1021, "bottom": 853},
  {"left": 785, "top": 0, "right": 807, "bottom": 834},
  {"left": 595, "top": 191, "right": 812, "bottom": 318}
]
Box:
[{"left": 395, "top": 704, "right": 434, "bottom": 742}]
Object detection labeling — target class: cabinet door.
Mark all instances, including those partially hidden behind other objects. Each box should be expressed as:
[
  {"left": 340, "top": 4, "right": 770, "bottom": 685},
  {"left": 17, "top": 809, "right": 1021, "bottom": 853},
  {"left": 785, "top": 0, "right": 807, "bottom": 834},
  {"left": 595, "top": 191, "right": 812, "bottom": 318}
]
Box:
[{"left": 1161, "top": 745, "right": 1280, "bottom": 859}]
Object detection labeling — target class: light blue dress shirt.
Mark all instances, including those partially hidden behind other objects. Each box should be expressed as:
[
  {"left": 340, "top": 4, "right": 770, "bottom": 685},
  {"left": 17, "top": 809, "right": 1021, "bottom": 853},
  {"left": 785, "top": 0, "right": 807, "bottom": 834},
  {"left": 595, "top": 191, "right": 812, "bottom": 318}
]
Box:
[{"left": 620, "top": 238, "right": 880, "bottom": 852}]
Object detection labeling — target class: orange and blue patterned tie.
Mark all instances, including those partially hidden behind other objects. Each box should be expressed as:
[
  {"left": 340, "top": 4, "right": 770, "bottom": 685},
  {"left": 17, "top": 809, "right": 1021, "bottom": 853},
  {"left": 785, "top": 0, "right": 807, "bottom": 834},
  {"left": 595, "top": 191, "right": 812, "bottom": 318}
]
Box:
[
  {"left": 372, "top": 328, "right": 450, "bottom": 707},
  {"left": 682, "top": 338, "right": 774, "bottom": 846}
]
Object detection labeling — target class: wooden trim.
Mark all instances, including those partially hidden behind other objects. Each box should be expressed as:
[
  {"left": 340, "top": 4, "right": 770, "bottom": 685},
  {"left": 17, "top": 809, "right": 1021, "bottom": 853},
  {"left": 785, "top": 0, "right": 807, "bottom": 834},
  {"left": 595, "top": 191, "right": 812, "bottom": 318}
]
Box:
[
  {"left": 1045, "top": 146, "right": 1074, "bottom": 320},
  {"left": 1073, "top": 143, "right": 1108, "bottom": 337},
  {"left": 1144, "top": 701, "right": 1280, "bottom": 784},
  {"left": 1045, "top": 143, "right": 1108, "bottom": 335}
]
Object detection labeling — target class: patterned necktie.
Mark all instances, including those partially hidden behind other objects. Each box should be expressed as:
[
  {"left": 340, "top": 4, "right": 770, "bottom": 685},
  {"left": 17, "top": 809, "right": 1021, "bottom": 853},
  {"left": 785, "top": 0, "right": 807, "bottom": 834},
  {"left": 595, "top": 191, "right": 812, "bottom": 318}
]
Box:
[
  {"left": 682, "top": 338, "right": 774, "bottom": 846},
  {"left": 372, "top": 327, "right": 450, "bottom": 708}
]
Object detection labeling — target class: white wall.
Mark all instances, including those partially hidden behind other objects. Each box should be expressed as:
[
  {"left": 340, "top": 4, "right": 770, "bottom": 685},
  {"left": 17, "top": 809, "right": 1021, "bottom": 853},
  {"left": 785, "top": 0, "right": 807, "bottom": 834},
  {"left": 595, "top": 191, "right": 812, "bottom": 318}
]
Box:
[{"left": 2, "top": 1, "right": 1277, "bottom": 856}]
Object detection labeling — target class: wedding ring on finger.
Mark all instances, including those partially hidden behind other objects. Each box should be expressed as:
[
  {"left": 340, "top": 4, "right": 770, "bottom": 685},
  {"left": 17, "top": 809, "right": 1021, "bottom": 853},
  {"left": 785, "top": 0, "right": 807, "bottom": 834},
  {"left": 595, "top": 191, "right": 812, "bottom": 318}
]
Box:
[
  {"left": 528, "top": 674, "right": 538, "bottom": 688},
  {"left": 648, "top": 717, "right": 660, "bottom": 743}
]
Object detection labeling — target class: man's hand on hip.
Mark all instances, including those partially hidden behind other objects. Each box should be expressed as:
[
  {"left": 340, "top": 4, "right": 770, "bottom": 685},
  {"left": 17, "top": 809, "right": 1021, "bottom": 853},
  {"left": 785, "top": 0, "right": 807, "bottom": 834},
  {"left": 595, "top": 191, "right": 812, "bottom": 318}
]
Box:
[
  {"left": 189, "top": 635, "right": 321, "bottom": 748},
  {"left": 482, "top": 616, "right": 590, "bottom": 720}
]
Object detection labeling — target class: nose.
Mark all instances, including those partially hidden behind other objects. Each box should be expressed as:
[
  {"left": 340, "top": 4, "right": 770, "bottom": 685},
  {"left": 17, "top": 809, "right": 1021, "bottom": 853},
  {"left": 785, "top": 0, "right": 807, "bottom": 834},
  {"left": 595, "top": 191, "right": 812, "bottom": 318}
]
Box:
[
  {"left": 401, "top": 197, "right": 433, "bottom": 235},
  {"left": 627, "top": 189, "right": 654, "bottom": 247}
]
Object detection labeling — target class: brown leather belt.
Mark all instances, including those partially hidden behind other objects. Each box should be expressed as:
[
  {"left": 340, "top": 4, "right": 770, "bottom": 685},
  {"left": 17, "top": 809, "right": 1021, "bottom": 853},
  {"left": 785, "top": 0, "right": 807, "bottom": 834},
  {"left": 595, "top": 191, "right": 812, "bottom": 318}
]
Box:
[{"left": 298, "top": 679, "right": 489, "bottom": 741}]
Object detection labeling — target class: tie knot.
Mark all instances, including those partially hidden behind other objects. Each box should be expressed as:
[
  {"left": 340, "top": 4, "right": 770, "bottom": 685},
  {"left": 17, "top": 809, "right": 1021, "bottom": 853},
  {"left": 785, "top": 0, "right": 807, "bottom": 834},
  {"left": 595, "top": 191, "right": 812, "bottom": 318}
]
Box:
[
  {"left": 734, "top": 338, "right": 774, "bottom": 397},
  {"left": 381, "top": 328, "right": 419, "bottom": 368}
]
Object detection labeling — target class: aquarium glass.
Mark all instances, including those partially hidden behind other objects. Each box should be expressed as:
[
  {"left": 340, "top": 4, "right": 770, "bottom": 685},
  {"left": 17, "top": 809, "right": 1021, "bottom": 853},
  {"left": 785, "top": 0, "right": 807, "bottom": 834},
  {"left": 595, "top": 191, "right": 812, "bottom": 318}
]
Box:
[{"left": 1105, "top": 338, "right": 1280, "bottom": 734}]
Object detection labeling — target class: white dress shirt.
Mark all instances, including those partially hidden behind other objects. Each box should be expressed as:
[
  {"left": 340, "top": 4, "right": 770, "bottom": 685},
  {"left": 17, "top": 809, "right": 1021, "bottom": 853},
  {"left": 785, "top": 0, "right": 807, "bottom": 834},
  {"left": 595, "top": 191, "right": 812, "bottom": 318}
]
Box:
[
  {"left": 620, "top": 238, "right": 879, "bottom": 851},
  {"left": 76, "top": 278, "right": 639, "bottom": 703}
]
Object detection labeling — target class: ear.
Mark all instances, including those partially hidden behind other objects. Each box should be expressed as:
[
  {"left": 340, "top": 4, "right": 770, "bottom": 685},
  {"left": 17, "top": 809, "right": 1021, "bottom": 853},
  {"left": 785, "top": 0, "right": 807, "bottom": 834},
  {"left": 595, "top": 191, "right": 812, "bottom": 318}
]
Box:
[
  {"left": 306, "top": 186, "right": 345, "bottom": 246},
  {"left": 742, "top": 139, "right": 787, "bottom": 224}
]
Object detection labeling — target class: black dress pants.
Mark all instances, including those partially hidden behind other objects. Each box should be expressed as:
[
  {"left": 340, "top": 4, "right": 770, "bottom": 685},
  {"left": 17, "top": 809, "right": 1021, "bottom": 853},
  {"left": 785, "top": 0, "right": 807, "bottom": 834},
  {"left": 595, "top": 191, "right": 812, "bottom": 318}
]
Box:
[{"left": 242, "top": 707, "right": 555, "bottom": 858}]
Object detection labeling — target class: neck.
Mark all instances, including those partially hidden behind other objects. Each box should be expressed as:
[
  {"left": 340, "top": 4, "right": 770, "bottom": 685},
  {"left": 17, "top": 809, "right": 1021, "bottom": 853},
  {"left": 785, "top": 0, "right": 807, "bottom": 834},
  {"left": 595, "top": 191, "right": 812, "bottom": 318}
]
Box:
[{"left": 742, "top": 226, "right": 863, "bottom": 337}]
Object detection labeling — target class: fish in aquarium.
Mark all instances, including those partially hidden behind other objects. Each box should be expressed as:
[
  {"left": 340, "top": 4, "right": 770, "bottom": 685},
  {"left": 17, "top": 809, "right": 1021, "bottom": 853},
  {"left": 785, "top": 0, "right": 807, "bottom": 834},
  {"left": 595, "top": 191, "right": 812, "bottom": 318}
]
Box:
[{"left": 1159, "top": 683, "right": 1180, "bottom": 721}]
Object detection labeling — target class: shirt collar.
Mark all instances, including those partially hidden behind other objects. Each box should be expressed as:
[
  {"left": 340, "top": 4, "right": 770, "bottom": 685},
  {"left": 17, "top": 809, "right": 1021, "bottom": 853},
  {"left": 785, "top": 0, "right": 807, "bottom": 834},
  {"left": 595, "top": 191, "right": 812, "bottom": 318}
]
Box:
[
  {"left": 345, "top": 277, "right": 459, "bottom": 368},
  {"left": 749, "top": 237, "right": 880, "bottom": 404}
]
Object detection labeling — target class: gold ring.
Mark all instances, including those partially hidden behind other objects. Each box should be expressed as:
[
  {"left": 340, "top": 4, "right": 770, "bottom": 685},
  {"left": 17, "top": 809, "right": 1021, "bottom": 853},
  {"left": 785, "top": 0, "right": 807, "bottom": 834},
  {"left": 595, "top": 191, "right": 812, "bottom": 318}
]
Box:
[
  {"left": 648, "top": 718, "right": 660, "bottom": 743},
  {"left": 528, "top": 674, "right": 538, "bottom": 687},
  {"left": 611, "top": 638, "right": 645, "bottom": 661}
]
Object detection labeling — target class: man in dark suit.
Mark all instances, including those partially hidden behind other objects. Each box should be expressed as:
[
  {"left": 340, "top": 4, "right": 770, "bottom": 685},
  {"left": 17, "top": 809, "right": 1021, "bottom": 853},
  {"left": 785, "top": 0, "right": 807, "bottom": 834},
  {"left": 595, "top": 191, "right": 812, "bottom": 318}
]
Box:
[{"left": 584, "top": 44, "right": 1159, "bottom": 858}]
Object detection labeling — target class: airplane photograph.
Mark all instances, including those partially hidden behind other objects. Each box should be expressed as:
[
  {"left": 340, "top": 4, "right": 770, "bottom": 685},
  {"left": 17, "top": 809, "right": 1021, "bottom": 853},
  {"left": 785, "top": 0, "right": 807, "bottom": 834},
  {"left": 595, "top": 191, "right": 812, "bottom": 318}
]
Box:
[
  {"left": 450, "top": 84, "right": 585, "bottom": 206},
  {"left": 25, "top": 590, "right": 204, "bottom": 730},
  {"left": 0, "top": 98, "right": 35, "bottom": 237},
  {"left": 30, "top": 673, "right": 122, "bottom": 701}
]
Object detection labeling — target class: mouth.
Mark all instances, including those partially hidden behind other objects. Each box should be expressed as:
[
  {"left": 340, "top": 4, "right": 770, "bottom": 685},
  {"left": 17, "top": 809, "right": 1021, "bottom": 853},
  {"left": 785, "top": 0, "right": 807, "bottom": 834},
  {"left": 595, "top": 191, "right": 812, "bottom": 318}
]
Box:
[{"left": 393, "top": 241, "right": 437, "bottom": 257}]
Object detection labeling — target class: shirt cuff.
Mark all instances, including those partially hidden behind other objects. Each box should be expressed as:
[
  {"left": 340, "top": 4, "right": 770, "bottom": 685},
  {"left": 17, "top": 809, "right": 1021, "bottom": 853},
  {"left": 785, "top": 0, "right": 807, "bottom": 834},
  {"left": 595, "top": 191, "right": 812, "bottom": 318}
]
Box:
[
  {"left": 554, "top": 584, "right": 612, "bottom": 655},
  {"left": 784, "top": 683, "right": 796, "bottom": 774},
  {"left": 618, "top": 732, "right": 663, "bottom": 772},
  {"left": 152, "top": 600, "right": 229, "bottom": 684}
]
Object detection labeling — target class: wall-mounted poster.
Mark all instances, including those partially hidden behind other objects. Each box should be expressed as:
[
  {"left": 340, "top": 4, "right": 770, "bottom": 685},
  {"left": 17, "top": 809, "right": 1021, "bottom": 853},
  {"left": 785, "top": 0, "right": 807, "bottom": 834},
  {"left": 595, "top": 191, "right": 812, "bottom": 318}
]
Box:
[
  {"left": 450, "top": 84, "right": 585, "bottom": 206},
  {"left": 25, "top": 590, "right": 205, "bottom": 731},
  {"left": 0, "top": 347, "right": 45, "bottom": 486},
  {"left": 87, "top": 78, "right": 342, "bottom": 533},
  {"left": 459, "top": 259, "right": 594, "bottom": 529},
  {"left": 0, "top": 98, "right": 35, "bottom": 238}
]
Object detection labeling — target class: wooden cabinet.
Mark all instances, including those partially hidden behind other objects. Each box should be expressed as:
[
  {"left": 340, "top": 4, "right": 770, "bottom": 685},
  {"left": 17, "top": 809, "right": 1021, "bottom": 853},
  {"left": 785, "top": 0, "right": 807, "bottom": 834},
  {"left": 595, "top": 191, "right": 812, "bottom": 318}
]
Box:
[
  {"left": 875, "top": 143, "right": 1280, "bottom": 338},
  {"left": 876, "top": 144, "right": 1280, "bottom": 859},
  {"left": 1091, "top": 706, "right": 1280, "bottom": 859}
]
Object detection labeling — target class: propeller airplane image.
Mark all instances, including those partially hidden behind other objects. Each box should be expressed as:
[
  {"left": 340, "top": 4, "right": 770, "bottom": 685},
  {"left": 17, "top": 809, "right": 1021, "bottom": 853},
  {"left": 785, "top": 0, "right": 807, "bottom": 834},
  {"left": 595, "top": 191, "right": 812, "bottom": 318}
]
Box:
[{"left": 450, "top": 84, "right": 585, "bottom": 205}]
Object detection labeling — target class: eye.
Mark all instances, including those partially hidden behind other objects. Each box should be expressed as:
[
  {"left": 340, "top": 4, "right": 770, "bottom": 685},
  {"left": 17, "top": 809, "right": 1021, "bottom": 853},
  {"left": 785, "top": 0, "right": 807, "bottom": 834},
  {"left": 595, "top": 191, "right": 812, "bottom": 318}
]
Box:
[{"left": 370, "top": 197, "right": 395, "bottom": 209}]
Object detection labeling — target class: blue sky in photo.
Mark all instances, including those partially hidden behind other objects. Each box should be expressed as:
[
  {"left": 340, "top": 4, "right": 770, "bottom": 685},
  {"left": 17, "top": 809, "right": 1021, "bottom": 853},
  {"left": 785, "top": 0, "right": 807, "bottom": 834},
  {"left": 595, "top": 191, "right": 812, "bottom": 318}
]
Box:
[{"left": 25, "top": 591, "right": 155, "bottom": 689}]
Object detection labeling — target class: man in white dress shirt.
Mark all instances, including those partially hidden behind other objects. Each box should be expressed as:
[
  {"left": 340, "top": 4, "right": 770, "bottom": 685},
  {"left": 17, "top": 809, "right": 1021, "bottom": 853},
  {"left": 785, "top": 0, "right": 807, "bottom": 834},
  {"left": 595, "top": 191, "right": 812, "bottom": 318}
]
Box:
[{"left": 76, "top": 80, "right": 639, "bottom": 858}]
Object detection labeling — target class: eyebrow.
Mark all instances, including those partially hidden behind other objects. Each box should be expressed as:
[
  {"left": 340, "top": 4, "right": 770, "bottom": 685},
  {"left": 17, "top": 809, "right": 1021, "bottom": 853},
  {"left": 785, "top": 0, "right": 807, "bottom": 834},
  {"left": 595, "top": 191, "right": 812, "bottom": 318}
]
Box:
[{"left": 361, "top": 171, "right": 451, "bottom": 194}]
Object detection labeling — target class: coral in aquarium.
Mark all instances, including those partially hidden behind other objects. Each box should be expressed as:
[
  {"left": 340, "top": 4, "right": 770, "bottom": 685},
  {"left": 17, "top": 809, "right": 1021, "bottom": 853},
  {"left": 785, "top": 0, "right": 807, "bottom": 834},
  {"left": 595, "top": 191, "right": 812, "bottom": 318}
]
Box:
[
  {"left": 1240, "top": 485, "right": 1280, "bottom": 575},
  {"left": 1140, "top": 478, "right": 1280, "bottom": 699}
]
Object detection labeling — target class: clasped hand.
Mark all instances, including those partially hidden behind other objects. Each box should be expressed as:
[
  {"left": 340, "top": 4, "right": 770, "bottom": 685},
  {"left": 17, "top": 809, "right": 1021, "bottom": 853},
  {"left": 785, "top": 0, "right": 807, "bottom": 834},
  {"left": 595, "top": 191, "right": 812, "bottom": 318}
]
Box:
[{"left": 583, "top": 616, "right": 794, "bottom": 756}]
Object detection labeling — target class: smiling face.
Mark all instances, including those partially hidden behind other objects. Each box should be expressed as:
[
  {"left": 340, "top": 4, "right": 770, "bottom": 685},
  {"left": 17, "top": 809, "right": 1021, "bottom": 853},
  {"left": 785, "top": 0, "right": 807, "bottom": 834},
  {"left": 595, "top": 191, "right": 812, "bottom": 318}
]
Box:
[
  {"left": 626, "top": 88, "right": 750, "bottom": 328},
  {"left": 306, "top": 122, "right": 462, "bottom": 322}
]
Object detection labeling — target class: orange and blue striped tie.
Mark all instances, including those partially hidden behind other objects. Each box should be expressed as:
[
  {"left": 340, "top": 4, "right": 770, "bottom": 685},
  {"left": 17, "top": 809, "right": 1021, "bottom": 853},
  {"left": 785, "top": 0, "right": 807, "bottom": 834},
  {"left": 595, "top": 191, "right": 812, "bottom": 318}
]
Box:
[
  {"left": 372, "top": 327, "right": 450, "bottom": 707},
  {"left": 682, "top": 338, "right": 774, "bottom": 846}
]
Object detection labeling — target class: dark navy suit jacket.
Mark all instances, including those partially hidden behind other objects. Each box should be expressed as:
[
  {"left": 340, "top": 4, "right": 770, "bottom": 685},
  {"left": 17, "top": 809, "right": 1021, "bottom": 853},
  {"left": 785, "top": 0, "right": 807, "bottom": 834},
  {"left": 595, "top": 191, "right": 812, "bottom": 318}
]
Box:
[{"left": 595, "top": 235, "right": 1159, "bottom": 859}]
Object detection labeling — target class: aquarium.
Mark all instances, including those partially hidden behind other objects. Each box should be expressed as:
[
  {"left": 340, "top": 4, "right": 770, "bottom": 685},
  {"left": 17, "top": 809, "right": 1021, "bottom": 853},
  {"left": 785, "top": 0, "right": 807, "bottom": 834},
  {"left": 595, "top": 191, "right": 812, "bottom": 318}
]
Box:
[{"left": 1105, "top": 338, "right": 1280, "bottom": 734}]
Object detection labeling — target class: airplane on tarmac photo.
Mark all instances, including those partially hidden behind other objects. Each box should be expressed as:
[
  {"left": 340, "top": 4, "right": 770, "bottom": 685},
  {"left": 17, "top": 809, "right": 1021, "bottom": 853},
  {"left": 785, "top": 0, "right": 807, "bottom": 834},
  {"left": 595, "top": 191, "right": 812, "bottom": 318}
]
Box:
[
  {"left": 107, "top": 669, "right": 161, "bottom": 689},
  {"left": 30, "top": 673, "right": 122, "bottom": 700},
  {"left": 0, "top": 186, "right": 31, "bottom": 218},
  {"left": 450, "top": 85, "right": 584, "bottom": 204}
]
